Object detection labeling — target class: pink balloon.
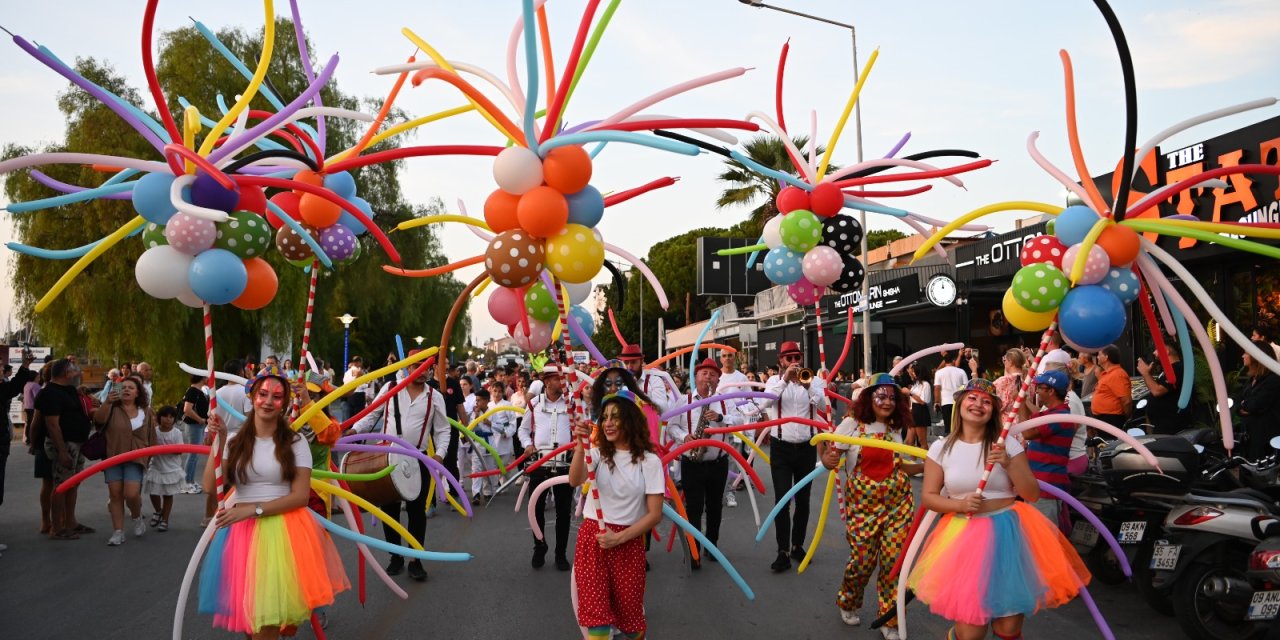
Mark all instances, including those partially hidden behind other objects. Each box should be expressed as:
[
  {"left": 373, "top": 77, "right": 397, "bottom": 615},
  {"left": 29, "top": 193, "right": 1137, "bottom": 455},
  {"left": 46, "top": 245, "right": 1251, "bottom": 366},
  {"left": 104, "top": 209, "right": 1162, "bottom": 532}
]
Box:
[
  {"left": 511, "top": 318, "right": 553, "bottom": 352},
  {"left": 801, "top": 245, "right": 842, "bottom": 287},
  {"left": 488, "top": 286, "right": 525, "bottom": 326},
  {"left": 164, "top": 213, "right": 217, "bottom": 255},
  {"left": 787, "top": 277, "right": 824, "bottom": 305},
  {"left": 1061, "top": 243, "right": 1111, "bottom": 285}
]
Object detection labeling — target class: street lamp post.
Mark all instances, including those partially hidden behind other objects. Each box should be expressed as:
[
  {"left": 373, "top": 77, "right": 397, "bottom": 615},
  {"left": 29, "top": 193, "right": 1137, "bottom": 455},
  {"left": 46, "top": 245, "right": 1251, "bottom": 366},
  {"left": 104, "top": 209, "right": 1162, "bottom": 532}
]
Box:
[
  {"left": 413, "top": 335, "right": 425, "bottom": 347},
  {"left": 737, "top": 0, "right": 871, "bottom": 376},
  {"left": 337, "top": 313, "right": 356, "bottom": 367}
]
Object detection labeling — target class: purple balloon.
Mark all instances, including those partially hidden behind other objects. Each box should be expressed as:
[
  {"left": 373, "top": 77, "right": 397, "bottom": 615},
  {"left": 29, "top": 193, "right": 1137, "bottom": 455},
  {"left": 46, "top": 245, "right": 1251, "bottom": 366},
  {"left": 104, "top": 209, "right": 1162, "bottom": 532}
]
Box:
[
  {"left": 319, "top": 224, "right": 357, "bottom": 261},
  {"left": 190, "top": 172, "right": 240, "bottom": 212}
]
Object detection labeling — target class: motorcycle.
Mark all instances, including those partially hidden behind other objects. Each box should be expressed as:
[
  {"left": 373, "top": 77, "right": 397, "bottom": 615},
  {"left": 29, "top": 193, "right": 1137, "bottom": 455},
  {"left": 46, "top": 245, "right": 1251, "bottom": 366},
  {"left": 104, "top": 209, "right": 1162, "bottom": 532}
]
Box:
[
  {"left": 1245, "top": 515, "right": 1280, "bottom": 639},
  {"left": 1148, "top": 435, "right": 1280, "bottom": 640}
]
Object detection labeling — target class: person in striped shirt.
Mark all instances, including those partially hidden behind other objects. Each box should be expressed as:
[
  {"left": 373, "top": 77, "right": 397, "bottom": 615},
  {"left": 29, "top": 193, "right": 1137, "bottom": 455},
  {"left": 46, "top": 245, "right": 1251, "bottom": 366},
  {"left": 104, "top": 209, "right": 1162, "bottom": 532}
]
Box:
[{"left": 1018, "top": 369, "right": 1076, "bottom": 533}]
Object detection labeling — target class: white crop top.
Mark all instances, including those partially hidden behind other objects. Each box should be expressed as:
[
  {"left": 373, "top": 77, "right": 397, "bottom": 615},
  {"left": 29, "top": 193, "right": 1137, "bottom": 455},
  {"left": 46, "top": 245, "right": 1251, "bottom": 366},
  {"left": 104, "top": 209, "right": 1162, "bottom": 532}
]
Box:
[
  {"left": 584, "top": 448, "right": 665, "bottom": 527},
  {"left": 927, "top": 437, "right": 1024, "bottom": 499},
  {"left": 223, "top": 433, "right": 313, "bottom": 504}
]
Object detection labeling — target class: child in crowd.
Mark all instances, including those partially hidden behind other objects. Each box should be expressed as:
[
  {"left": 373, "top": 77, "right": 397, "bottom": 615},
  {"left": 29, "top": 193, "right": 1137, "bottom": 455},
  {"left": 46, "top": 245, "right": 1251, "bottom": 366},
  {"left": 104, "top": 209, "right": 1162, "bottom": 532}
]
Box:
[{"left": 144, "top": 406, "right": 185, "bottom": 531}]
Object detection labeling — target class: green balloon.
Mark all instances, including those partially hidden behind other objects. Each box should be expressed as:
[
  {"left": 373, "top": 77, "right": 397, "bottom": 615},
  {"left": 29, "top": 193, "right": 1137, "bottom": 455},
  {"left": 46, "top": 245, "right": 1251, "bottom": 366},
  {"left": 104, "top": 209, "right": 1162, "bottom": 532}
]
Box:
[
  {"left": 524, "top": 281, "right": 560, "bottom": 323},
  {"left": 214, "top": 210, "right": 273, "bottom": 258},
  {"left": 1011, "top": 264, "right": 1068, "bottom": 312},
  {"left": 337, "top": 240, "right": 363, "bottom": 265},
  {"left": 779, "top": 209, "right": 822, "bottom": 253},
  {"left": 141, "top": 222, "right": 167, "bottom": 249},
  {"left": 1045, "top": 219, "right": 1057, "bottom": 236},
  {"left": 286, "top": 255, "right": 314, "bottom": 269}
]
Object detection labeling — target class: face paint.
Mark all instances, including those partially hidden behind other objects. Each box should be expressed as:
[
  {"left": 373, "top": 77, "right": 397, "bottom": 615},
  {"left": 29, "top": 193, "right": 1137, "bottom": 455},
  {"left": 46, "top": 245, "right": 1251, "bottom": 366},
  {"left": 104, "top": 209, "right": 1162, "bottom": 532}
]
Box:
[{"left": 254, "top": 378, "right": 288, "bottom": 413}]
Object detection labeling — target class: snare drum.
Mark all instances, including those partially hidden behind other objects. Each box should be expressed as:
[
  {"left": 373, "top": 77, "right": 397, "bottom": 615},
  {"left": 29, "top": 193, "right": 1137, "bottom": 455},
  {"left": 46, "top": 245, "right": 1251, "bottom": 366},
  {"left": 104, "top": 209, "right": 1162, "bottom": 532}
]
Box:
[{"left": 340, "top": 449, "right": 423, "bottom": 504}]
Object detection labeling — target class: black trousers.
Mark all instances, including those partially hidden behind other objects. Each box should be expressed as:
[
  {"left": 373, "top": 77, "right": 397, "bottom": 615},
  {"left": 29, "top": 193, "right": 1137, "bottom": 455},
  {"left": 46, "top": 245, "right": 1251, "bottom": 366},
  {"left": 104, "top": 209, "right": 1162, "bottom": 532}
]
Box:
[
  {"left": 381, "top": 461, "right": 428, "bottom": 562},
  {"left": 531, "top": 470, "right": 573, "bottom": 556},
  {"left": 769, "top": 440, "right": 817, "bottom": 553},
  {"left": 940, "top": 404, "right": 954, "bottom": 433},
  {"left": 681, "top": 456, "right": 728, "bottom": 545}
]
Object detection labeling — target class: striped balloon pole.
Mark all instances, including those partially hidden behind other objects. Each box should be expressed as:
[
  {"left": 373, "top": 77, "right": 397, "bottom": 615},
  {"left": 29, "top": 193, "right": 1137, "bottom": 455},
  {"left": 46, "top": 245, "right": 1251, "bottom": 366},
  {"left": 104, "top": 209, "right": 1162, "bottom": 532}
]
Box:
[
  {"left": 203, "top": 304, "right": 226, "bottom": 509},
  {"left": 552, "top": 281, "right": 603, "bottom": 522},
  {"left": 814, "top": 300, "right": 845, "bottom": 517},
  {"left": 815, "top": 301, "right": 827, "bottom": 375},
  {"left": 976, "top": 320, "right": 1058, "bottom": 495},
  {"left": 299, "top": 259, "right": 319, "bottom": 363}
]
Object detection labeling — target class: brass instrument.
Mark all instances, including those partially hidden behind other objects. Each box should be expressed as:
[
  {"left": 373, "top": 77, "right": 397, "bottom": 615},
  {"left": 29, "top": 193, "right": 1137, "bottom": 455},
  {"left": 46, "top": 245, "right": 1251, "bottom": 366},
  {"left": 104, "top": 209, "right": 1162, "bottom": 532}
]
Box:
[
  {"left": 684, "top": 382, "right": 715, "bottom": 461},
  {"left": 798, "top": 368, "right": 814, "bottom": 384}
]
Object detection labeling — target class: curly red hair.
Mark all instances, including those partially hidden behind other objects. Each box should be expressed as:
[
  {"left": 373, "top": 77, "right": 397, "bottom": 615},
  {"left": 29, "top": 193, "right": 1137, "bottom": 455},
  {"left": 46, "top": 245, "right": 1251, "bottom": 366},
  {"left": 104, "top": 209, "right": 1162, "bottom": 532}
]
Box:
[{"left": 849, "top": 383, "right": 912, "bottom": 430}]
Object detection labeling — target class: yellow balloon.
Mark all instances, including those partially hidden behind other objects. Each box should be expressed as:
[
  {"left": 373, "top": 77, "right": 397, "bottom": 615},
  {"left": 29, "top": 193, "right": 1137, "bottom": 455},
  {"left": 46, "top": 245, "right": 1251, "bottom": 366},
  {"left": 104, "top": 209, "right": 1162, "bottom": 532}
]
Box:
[
  {"left": 544, "top": 223, "right": 605, "bottom": 284},
  {"left": 1003, "top": 288, "right": 1057, "bottom": 332}
]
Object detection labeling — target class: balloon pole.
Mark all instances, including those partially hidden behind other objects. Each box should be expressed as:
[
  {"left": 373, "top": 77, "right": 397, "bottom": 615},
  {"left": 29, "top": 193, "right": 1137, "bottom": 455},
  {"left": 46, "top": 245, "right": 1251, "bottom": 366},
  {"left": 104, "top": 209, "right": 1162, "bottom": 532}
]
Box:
[
  {"left": 203, "top": 304, "right": 226, "bottom": 510},
  {"left": 300, "top": 259, "right": 319, "bottom": 365},
  {"left": 553, "top": 280, "right": 604, "bottom": 523},
  {"left": 975, "top": 320, "right": 1057, "bottom": 496}
]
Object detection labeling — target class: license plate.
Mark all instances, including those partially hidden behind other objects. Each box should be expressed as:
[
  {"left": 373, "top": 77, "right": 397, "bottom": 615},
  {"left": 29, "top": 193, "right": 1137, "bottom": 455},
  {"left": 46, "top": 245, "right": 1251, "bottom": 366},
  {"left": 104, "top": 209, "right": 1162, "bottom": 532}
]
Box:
[
  {"left": 1248, "top": 590, "right": 1280, "bottom": 620},
  {"left": 1150, "top": 542, "right": 1181, "bottom": 570},
  {"left": 1070, "top": 520, "right": 1099, "bottom": 547},
  {"left": 1118, "top": 521, "right": 1147, "bottom": 544}
]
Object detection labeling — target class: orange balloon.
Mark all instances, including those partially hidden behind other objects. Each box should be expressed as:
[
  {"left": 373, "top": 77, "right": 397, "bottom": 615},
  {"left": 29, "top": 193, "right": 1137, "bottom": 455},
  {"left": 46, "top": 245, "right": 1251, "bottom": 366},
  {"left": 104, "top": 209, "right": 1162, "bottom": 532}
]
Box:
[
  {"left": 292, "top": 169, "right": 325, "bottom": 189},
  {"left": 298, "top": 192, "right": 342, "bottom": 228},
  {"left": 516, "top": 186, "right": 569, "bottom": 238},
  {"left": 484, "top": 189, "right": 522, "bottom": 232},
  {"left": 542, "top": 145, "right": 593, "bottom": 194},
  {"left": 232, "top": 257, "right": 279, "bottom": 310},
  {"left": 1097, "top": 224, "right": 1141, "bottom": 267}
]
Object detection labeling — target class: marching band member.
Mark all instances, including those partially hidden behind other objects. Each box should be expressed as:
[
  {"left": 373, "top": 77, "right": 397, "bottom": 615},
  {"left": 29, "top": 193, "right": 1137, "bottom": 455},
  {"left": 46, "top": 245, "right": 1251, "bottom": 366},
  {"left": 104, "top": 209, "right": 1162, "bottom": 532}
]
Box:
[
  {"left": 617, "top": 344, "right": 685, "bottom": 431},
  {"left": 518, "top": 366, "right": 574, "bottom": 571}
]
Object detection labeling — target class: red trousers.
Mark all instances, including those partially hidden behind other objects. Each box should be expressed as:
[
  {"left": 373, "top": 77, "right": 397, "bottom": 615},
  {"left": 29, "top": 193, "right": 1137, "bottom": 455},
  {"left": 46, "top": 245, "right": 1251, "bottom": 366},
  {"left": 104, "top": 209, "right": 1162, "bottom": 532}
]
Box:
[{"left": 574, "top": 519, "right": 647, "bottom": 633}]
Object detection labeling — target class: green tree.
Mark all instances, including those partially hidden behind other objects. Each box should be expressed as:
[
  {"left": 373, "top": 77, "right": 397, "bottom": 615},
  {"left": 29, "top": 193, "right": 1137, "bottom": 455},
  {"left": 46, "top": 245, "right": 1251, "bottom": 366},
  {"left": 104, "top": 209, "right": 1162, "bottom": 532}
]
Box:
[
  {"left": 4, "top": 19, "right": 465, "bottom": 403},
  {"left": 867, "top": 229, "right": 908, "bottom": 251},
  {"left": 715, "top": 135, "right": 824, "bottom": 237}
]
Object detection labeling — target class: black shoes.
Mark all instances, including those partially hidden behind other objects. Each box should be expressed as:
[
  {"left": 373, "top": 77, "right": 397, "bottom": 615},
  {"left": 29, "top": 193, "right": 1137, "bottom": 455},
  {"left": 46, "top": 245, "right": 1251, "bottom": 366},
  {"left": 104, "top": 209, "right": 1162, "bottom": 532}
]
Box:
[
  {"left": 385, "top": 557, "right": 404, "bottom": 576},
  {"left": 532, "top": 541, "right": 549, "bottom": 569},
  {"left": 407, "top": 560, "right": 427, "bottom": 582},
  {"left": 771, "top": 550, "right": 792, "bottom": 572},
  {"left": 690, "top": 556, "right": 701, "bottom": 571},
  {"left": 555, "top": 555, "right": 571, "bottom": 571},
  {"left": 791, "top": 545, "right": 806, "bottom": 562}
]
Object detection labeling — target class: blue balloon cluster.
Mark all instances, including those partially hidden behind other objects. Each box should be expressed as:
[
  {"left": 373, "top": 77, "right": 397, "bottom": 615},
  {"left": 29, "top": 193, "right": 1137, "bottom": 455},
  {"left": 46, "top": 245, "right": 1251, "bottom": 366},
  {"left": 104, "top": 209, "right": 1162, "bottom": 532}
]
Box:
[{"left": 1057, "top": 285, "right": 1127, "bottom": 350}]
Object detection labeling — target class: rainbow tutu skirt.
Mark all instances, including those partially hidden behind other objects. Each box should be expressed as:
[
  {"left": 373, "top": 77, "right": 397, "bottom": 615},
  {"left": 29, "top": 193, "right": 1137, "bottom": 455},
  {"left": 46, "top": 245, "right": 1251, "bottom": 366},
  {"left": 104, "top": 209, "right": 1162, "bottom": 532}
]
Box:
[
  {"left": 198, "top": 507, "right": 349, "bottom": 633},
  {"left": 906, "top": 501, "right": 1089, "bottom": 625}
]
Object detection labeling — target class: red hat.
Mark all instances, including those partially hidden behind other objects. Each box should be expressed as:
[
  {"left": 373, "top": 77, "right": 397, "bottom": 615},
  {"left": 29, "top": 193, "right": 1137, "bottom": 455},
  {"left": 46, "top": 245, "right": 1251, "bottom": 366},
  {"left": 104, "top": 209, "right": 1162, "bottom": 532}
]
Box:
[
  {"left": 617, "top": 344, "right": 644, "bottom": 361},
  {"left": 694, "top": 358, "right": 719, "bottom": 375},
  {"left": 779, "top": 341, "right": 802, "bottom": 357}
]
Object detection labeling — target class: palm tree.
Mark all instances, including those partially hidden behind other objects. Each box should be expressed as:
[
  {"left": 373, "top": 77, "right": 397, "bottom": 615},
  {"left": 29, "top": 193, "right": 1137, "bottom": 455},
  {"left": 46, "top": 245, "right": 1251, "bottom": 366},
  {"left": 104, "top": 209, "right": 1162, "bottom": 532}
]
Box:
[{"left": 715, "top": 134, "right": 828, "bottom": 237}]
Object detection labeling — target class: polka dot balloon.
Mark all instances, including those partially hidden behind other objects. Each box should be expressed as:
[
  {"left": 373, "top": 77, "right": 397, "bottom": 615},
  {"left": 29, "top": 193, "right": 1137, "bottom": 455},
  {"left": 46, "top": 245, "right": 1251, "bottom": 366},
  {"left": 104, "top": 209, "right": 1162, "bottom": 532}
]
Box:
[
  {"left": 1011, "top": 264, "right": 1068, "bottom": 312},
  {"left": 1100, "top": 266, "right": 1141, "bottom": 304},
  {"left": 214, "top": 211, "right": 272, "bottom": 259},
  {"left": 779, "top": 209, "right": 822, "bottom": 253},
  {"left": 524, "top": 280, "right": 560, "bottom": 323},
  {"left": 164, "top": 213, "right": 217, "bottom": 255},
  {"left": 141, "top": 222, "right": 167, "bottom": 249},
  {"left": 544, "top": 223, "right": 604, "bottom": 284},
  {"left": 1019, "top": 234, "right": 1066, "bottom": 269},
  {"left": 763, "top": 247, "right": 804, "bottom": 285},
  {"left": 275, "top": 223, "right": 319, "bottom": 262},
  {"left": 1060, "top": 243, "right": 1111, "bottom": 286},
  {"left": 787, "top": 277, "right": 824, "bottom": 305},
  {"left": 821, "top": 214, "right": 864, "bottom": 254},
  {"left": 319, "top": 224, "right": 358, "bottom": 262},
  {"left": 801, "top": 245, "right": 843, "bottom": 287},
  {"left": 484, "top": 229, "right": 545, "bottom": 288},
  {"left": 829, "top": 254, "right": 866, "bottom": 294}
]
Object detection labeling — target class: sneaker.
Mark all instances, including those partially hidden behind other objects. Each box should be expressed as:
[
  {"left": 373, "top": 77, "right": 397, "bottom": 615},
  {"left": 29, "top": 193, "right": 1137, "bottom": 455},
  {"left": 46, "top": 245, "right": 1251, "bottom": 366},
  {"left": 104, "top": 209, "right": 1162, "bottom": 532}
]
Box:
[
  {"left": 407, "top": 560, "right": 428, "bottom": 582},
  {"left": 107, "top": 531, "right": 125, "bottom": 546},
  {"left": 157, "top": 521, "right": 169, "bottom": 533},
  {"left": 149, "top": 513, "right": 162, "bottom": 527},
  {"left": 385, "top": 557, "right": 404, "bottom": 576},
  {"left": 725, "top": 492, "right": 738, "bottom": 508},
  {"left": 190, "top": 484, "right": 203, "bottom": 495},
  {"left": 790, "top": 546, "right": 806, "bottom": 562},
  {"left": 531, "top": 541, "right": 548, "bottom": 569},
  {"left": 840, "top": 609, "right": 861, "bottom": 626},
  {"left": 770, "top": 551, "right": 791, "bottom": 572},
  {"left": 133, "top": 517, "right": 146, "bottom": 538},
  {"left": 555, "top": 555, "right": 571, "bottom": 571},
  {"left": 880, "top": 626, "right": 900, "bottom": 640}
]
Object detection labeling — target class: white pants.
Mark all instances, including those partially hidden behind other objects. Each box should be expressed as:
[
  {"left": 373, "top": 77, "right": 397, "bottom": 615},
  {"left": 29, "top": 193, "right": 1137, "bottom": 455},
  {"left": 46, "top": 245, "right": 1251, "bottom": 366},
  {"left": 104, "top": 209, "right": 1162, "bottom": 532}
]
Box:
[{"left": 471, "top": 450, "right": 509, "bottom": 496}]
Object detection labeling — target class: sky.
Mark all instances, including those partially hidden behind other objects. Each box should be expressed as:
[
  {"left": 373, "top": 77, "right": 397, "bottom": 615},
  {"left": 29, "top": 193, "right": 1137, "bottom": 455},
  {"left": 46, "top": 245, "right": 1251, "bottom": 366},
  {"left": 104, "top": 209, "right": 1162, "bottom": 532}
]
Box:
[{"left": 1, "top": 0, "right": 1278, "bottom": 345}]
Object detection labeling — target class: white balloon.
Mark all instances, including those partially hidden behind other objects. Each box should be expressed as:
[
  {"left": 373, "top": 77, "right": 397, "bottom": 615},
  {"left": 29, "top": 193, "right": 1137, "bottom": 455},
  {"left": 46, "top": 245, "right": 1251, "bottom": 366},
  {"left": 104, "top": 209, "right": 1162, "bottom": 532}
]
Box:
[
  {"left": 762, "top": 216, "right": 784, "bottom": 249},
  {"left": 135, "top": 246, "right": 194, "bottom": 299},
  {"left": 564, "top": 281, "right": 594, "bottom": 306},
  {"left": 176, "top": 290, "right": 205, "bottom": 308},
  {"left": 492, "top": 147, "right": 544, "bottom": 195}
]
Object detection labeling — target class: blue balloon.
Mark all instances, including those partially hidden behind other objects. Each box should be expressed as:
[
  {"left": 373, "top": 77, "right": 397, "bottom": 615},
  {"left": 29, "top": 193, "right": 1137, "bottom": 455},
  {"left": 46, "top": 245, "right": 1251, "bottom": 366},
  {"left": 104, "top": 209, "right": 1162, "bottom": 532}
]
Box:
[
  {"left": 569, "top": 305, "right": 596, "bottom": 337},
  {"left": 188, "top": 248, "right": 248, "bottom": 305},
  {"left": 565, "top": 185, "right": 604, "bottom": 228},
  {"left": 1058, "top": 285, "right": 1127, "bottom": 350},
  {"left": 190, "top": 172, "right": 240, "bottom": 212},
  {"left": 324, "top": 171, "right": 357, "bottom": 199},
  {"left": 763, "top": 248, "right": 804, "bottom": 285},
  {"left": 337, "top": 196, "right": 375, "bottom": 236},
  {"left": 131, "top": 172, "right": 177, "bottom": 224},
  {"left": 1101, "top": 267, "right": 1141, "bottom": 304},
  {"left": 1054, "top": 205, "right": 1102, "bottom": 246}
]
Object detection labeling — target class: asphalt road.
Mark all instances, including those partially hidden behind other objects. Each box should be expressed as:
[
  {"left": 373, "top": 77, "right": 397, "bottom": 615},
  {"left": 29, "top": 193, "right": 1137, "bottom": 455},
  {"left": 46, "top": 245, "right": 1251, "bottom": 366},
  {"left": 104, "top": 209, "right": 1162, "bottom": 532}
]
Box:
[{"left": 0, "top": 443, "right": 1189, "bottom": 639}]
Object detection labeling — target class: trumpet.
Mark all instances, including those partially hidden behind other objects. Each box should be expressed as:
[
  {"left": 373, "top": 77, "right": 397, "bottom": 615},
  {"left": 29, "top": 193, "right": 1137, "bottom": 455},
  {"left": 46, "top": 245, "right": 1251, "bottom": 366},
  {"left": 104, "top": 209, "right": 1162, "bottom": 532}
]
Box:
[{"left": 798, "top": 368, "right": 814, "bottom": 384}]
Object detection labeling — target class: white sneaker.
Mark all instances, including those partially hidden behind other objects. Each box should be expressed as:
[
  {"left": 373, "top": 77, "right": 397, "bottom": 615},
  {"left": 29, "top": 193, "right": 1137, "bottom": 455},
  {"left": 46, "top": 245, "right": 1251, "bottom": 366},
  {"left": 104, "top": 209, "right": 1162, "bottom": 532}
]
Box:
[
  {"left": 840, "top": 610, "right": 861, "bottom": 626},
  {"left": 132, "top": 517, "right": 146, "bottom": 537},
  {"left": 107, "top": 531, "right": 125, "bottom": 546},
  {"left": 190, "top": 484, "right": 203, "bottom": 495},
  {"left": 880, "top": 626, "right": 901, "bottom": 640},
  {"left": 725, "top": 492, "right": 738, "bottom": 508}
]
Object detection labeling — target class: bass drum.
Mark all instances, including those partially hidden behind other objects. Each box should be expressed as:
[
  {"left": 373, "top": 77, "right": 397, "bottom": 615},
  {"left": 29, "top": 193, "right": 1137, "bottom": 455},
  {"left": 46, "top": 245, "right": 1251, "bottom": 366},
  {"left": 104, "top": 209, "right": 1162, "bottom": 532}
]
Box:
[{"left": 340, "top": 450, "right": 423, "bottom": 505}]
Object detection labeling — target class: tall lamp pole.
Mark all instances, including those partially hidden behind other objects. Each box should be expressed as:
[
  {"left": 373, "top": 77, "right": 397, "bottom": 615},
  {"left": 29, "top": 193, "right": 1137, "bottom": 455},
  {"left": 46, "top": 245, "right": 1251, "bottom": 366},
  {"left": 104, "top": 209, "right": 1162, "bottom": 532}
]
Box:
[
  {"left": 337, "top": 313, "right": 356, "bottom": 367},
  {"left": 737, "top": 0, "right": 871, "bottom": 376}
]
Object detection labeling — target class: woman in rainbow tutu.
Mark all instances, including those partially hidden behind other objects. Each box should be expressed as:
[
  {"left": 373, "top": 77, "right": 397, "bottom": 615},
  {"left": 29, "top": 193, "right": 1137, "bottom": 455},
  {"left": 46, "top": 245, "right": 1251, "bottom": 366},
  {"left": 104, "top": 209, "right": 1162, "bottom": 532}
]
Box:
[
  {"left": 198, "top": 372, "right": 349, "bottom": 638},
  {"left": 907, "top": 379, "right": 1089, "bottom": 640}
]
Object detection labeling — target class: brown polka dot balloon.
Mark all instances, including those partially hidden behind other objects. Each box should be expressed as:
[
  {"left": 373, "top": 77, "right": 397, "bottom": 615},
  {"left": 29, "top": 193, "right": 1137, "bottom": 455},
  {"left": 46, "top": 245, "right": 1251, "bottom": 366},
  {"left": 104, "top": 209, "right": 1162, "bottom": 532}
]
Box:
[
  {"left": 484, "top": 229, "right": 545, "bottom": 288},
  {"left": 275, "top": 223, "right": 319, "bottom": 262}
]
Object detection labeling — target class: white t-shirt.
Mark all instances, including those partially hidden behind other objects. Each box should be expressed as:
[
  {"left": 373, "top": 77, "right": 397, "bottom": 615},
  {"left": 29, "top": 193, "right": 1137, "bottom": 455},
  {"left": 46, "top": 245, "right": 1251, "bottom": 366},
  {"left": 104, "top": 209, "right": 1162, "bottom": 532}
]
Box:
[
  {"left": 129, "top": 411, "right": 146, "bottom": 430},
  {"left": 934, "top": 366, "right": 969, "bottom": 406},
  {"left": 927, "top": 436, "right": 1025, "bottom": 500},
  {"left": 584, "top": 447, "right": 665, "bottom": 527},
  {"left": 910, "top": 380, "right": 933, "bottom": 406},
  {"left": 223, "top": 432, "right": 312, "bottom": 504},
  {"left": 1067, "top": 390, "right": 1088, "bottom": 460},
  {"left": 1037, "top": 349, "right": 1073, "bottom": 374},
  {"left": 216, "top": 384, "right": 251, "bottom": 436}
]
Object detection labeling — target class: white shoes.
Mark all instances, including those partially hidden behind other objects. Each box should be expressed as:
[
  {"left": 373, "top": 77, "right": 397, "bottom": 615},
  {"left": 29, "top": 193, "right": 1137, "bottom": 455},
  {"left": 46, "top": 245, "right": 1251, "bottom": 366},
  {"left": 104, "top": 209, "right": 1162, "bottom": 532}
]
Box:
[
  {"left": 107, "top": 530, "right": 125, "bottom": 546},
  {"left": 880, "top": 626, "right": 901, "bottom": 640},
  {"left": 725, "top": 492, "right": 738, "bottom": 508},
  {"left": 132, "top": 517, "right": 146, "bottom": 537},
  {"left": 840, "top": 610, "right": 861, "bottom": 626}
]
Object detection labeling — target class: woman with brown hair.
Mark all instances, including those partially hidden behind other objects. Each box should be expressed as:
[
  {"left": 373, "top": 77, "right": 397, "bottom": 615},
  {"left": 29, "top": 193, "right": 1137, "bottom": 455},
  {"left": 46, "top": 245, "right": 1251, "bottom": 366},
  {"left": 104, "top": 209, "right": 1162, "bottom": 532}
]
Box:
[
  {"left": 93, "top": 375, "right": 156, "bottom": 546},
  {"left": 198, "top": 373, "right": 348, "bottom": 639}
]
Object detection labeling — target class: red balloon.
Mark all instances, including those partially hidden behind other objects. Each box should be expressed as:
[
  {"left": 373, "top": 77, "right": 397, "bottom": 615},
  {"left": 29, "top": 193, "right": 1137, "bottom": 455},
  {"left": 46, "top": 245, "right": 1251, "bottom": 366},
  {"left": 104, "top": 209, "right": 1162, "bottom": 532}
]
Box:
[
  {"left": 235, "top": 185, "right": 268, "bottom": 215},
  {"left": 1019, "top": 234, "right": 1067, "bottom": 269},
  {"left": 267, "top": 192, "right": 301, "bottom": 229},
  {"left": 232, "top": 257, "right": 279, "bottom": 310},
  {"left": 776, "top": 186, "right": 810, "bottom": 214},
  {"left": 808, "top": 183, "right": 844, "bottom": 217}
]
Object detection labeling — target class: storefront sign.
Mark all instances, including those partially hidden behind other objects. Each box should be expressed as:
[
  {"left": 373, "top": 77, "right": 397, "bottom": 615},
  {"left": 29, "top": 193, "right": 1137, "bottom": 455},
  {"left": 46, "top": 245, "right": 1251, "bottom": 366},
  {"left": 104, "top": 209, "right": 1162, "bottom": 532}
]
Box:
[
  {"left": 825, "top": 274, "right": 920, "bottom": 318},
  {"left": 955, "top": 223, "right": 1048, "bottom": 281}
]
